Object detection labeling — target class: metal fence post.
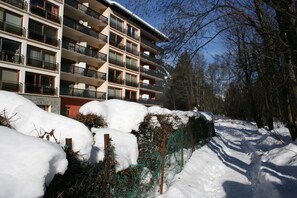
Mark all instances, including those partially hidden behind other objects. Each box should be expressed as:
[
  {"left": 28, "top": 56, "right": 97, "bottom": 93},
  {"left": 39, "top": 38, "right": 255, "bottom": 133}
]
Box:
[
  {"left": 104, "top": 134, "right": 110, "bottom": 198},
  {"left": 159, "top": 127, "right": 167, "bottom": 194}
]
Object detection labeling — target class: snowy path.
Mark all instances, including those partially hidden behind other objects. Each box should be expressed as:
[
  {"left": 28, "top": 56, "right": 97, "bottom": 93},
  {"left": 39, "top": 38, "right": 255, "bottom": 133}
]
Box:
[{"left": 161, "top": 118, "right": 297, "bottom": 198}]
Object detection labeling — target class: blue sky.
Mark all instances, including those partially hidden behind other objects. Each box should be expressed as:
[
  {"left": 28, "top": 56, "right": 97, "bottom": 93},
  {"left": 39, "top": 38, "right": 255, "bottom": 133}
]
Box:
[{"left": 114, "top": 0, "right": 225, "bottom": 63}]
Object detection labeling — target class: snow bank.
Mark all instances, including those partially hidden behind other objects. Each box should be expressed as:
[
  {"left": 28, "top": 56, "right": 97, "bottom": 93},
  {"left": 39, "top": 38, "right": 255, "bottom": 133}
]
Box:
[
  {"left": 0, "top": 126, "right": 68, "bottom": 198},
  {"left": 80, "top": 100, "right": 148, "bottom": 132},
  {"left": 0, "top": 91, "right": 93, "bottom": 160},
  {"left": 90, "top": 128, "right": 138, "bottom": 171}
]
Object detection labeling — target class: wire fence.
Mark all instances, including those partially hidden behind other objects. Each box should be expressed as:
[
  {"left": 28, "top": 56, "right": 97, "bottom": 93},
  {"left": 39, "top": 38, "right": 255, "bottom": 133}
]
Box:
[{"left": 45, "top": 115, "right": 215, "bottom": 198}]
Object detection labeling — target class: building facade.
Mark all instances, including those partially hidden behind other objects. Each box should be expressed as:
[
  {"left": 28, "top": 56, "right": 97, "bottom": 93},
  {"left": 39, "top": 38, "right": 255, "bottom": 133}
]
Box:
[{"left": 0, "top": 0, "right": 167, "bottom": 117}]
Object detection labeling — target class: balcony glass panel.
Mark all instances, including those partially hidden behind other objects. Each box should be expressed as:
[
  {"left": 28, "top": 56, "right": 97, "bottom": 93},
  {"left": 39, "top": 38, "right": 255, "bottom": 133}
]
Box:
[{"left": 1, "top": 0, "right": 25, "bottom": 9}]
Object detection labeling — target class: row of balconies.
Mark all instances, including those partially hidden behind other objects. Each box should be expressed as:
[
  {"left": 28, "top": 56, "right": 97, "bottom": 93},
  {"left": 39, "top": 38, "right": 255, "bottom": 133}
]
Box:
[
  {"left": 0, "top": 81, "right": 57, "bottom": 95},
  {"left": 110, "top": 41, "right": 139, "bottom": 56}
]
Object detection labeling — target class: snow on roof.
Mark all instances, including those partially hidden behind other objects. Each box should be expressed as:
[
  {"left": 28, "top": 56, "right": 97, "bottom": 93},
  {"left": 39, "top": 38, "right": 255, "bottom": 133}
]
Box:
[
  {"left": 79, "top": 99, "right": 148, "bottom": 132},
  {"left": 106, "top": 0, "right": 168, "bottom": 41},
  {"left": 0, "top": 126, "right": 67, "bottom": 198},
  {"left": 0, "top": 91, "right": 93, "bottom": 160}
]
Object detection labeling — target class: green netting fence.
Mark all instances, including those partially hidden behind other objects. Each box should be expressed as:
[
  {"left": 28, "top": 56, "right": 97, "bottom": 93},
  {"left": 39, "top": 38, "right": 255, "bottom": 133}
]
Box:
[{"left": 45, "top": 115, "right": 215, "bottom": 198}]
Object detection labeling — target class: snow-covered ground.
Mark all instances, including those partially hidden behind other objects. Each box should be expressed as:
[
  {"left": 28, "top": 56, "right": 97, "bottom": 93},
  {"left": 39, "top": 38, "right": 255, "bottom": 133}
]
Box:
[{"left": 161, "top": 118, "right": 297, "bottom": 198}]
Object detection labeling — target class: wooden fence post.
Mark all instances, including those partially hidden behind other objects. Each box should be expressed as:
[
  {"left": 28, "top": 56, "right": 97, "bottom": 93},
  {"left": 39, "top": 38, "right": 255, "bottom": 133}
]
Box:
[
  {"left": 65, "top": 138, "right": 72, "bottom": 149},
  {"left": 159, "top": 127, "right": 167, "bottom": 194},
  {"left": 104, "top": 134, "right": 110, "bottom": 198}
]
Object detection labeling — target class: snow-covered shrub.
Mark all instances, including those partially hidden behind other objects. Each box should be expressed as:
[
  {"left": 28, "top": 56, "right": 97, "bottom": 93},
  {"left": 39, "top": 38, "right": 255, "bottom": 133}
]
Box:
[{"left": 75, "top": 113, "right": 107, "bottom": 130}]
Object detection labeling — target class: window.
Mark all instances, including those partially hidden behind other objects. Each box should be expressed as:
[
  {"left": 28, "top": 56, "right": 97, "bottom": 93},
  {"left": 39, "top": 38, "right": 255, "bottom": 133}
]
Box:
[
  {"left": 0, "top": 68, "right": 19, "bottom": 92},
  {"left": 125, "top": 90, "right": 137, "bottom": 101},
  {"left": 108, "top": 87, "right": 122, "bottom": 99},
  {"left": 27, "top": 45, "right": 57, "bottom": 70},
  {"left": 0, "top": 37, "right": 21, "bottom": 63},
  {"left": 25, "top": 72, "right": 55, "bottom": 95},
  {"left": 109, "top": 32, "right": 124, "bottom": 50},
  {"left": 126, "top": 56, "right": 137, "bottom": 70},
  {"left": 31, "top": 0, "right": 60, "bottom": 23},
  {"left": 126, "top": 73, "right": 137, "bottom": 87},
  {"left": 108, "top": 68, "right": 123, "bottom": 84},
  {"left": 127, "top": 25, "right": 138, "bottom": 39},
  {"left": 29, "top": 19, "right": 58, "bottom": 46},
  {"left": 0, "top": 9, "right": 23, "bottom": 35},
  {"left": 126, "top": 41, "right": 138, "bottom": 55},
  {"left": 110, "top": 15, "right": 123, "bottom": 32},
  {"left": 109, "top": 51, "right": 123, "bottom": 66}
]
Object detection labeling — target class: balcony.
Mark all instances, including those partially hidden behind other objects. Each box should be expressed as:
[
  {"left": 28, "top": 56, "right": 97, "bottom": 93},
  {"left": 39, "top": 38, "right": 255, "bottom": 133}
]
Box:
[
  {"left": 141, "top": 38, "right": 164, "bottom": 54},
  {"left": 62, "top": 40, "right": 107, "bottom": 62},
  {"left": 125, "top": 80, "right": 138, "bottom": 88},
  {"left": 108, "top": 78, "right": 124, "bottom": 85},
  {"left": 63, "top": 17, "right": 107, "bottom": 43},
  {"left": 109, "top": 40, "right": 125, "bottom": 51},
  {"left": 64, "top": 0, "right": 108, "bottom": 24},
  {"left": 109, "top": 57, "right": 125, "bottom": 67},
  {"left": 0, "top": 20, "right": 25, "bottom": 36},
  {"left": 61, "top": 65, "right": 106, "bottom": 80},
  {"left": 60, "top": 86, "right": 106, "bottom": 100},
  {"left": 126, "top": 31, "right": 139, "bottom": 40},
  {"left": 0, "top": 51, "right": 23, "bottom": 64},
  {"left": 140, "top": 52, "right": 163, "bottom": 65},
  {"left": 0, "top": 0, "right": 26, "bottom": 9},
  {"left": 0, "top": 81, "right": 21, "bottom": 92},
  {"left": 27, "top": 57, "right": 58, "bottom": 71},
  {"left": 126, "top": 63, "right": 139, "bottom": 72},
  {"left": 138, "top": 98, "right": 163, "bottom": 105},
  {"left": 126, "top": 46, "right": 139, "bottom": 56},
  {"left": 28, "top": 29, "right": 59, "bottom": 47},
  {"left": 140, "top": 82, "right": 163, "bottom": 92},
  {"left": 30, "top": 4, "right": 60, "bottom": 23},
  {"left": 25, "top": 83, "right": 56, "bottom": 95},
  {"left": 140, "top": 67, "right": 164, "bottom": 79}
]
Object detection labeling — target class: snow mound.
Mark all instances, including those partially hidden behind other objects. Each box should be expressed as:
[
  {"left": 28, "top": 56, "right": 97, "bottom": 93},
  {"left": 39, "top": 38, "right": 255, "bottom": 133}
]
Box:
[
  {"left": 80, "top": 99, "right": 148, "bottom": 132},
  {"left": 0, "top": 91, "right": 93, "bottom": 160},
  {"left": 90, "top": 128, "right": 138, "bottom": 171},
  {"left": 0, "top": 126, "right": 68, "bottom": 198}
]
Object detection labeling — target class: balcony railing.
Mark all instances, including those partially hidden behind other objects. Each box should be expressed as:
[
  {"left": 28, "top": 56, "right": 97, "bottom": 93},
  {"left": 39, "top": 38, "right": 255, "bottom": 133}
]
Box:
[
  {"left": 61, "top": 65, "right": 106, "bottom": 80},
  {"left": 140, "top": 82, "right": 163, "bottom": 92},
  {"left": 108, "top": 95, "right": 123, "bottom": 100},
  {"left": 141, "top": 38, "right": 164, "bottom": 53},
  {"left": 27, "top": 57, "right": 58, "bottom": 71},
  {"left": 60, "top": 86, "right": 106, "bottom": 100},
  {"left": 0, "top": 51, "right": 23, "bottom": 64},
  {"left": 108, "top": 78, "right": 124, "bottom": 85},
  {"left": 1, "top": 0, "right": 26, "bottom": 9},
  {"left": 65, "top": 0, "right": 108, "bottom": 24},
  {"left": 0, "top": 81, "right": 21, "bottom": 92},
  {"left": 125, "top": 80, "right": 138, "bottom": 87},
  {"left": 63, "top": 17, "right": 107, "bottom": 43},
  {"left": 140, "top": 67, "right": 164, "bottom": 79},
  {"left": 0, "top": 20, "right": 25, "bottom": 36},
  {"left": 109, "top": 57, "right": 125, "bottom": 67},
  {"left": 126, "top": 62, "right": 139, "bottom": 72},
  {"left": 109, "top": 40, "right": 125, "bottom": 51},
  {"left": 62, "top": 40, "right": 107, "bottom": 61},
  {"left": 126, "top": 46, "right": 139, "bottom": 56},
  {"left": 138, "top": 98, "right": 163, "bottom": 105},
  {"left": 28, "top": 29, "right": 59, "bottom": 46},
  {"left": 25, "top": 83, "right": 56, "bottom": 95},
  {"left": 30, "top": 4, "right": 60, "bottom": 23},
  {"left": 140, "top": 52, "right": 163, "bottom": 65}
]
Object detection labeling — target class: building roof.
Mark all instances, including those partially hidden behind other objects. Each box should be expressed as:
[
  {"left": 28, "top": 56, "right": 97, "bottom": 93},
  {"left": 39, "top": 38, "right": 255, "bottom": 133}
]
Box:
[{"left": 101, "top": 0, "right": 169, "bottom": 42}]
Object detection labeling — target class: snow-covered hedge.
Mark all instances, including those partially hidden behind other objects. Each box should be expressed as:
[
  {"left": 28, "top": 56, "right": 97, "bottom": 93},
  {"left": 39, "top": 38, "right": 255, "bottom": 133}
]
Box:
[
  {"left": 0, "top": 91, "right": 93, "bottom": 160},
  {"left": 0, "top": 126, "right": 68, "bottom": 198}
]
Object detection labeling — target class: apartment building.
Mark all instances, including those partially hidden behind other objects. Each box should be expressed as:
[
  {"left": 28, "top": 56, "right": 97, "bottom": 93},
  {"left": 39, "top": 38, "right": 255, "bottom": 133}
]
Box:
[
  {"left": 0, "top": 0, "right": 63, "bottom": 112},
  {"left": 0, "top": 0, "right": 167, "bottom": 117}
]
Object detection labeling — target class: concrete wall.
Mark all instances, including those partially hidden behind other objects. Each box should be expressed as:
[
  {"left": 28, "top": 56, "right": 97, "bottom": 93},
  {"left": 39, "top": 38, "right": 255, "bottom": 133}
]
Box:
[{"left": 21, "top": 94, "right": 61, "bottom": 114}]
